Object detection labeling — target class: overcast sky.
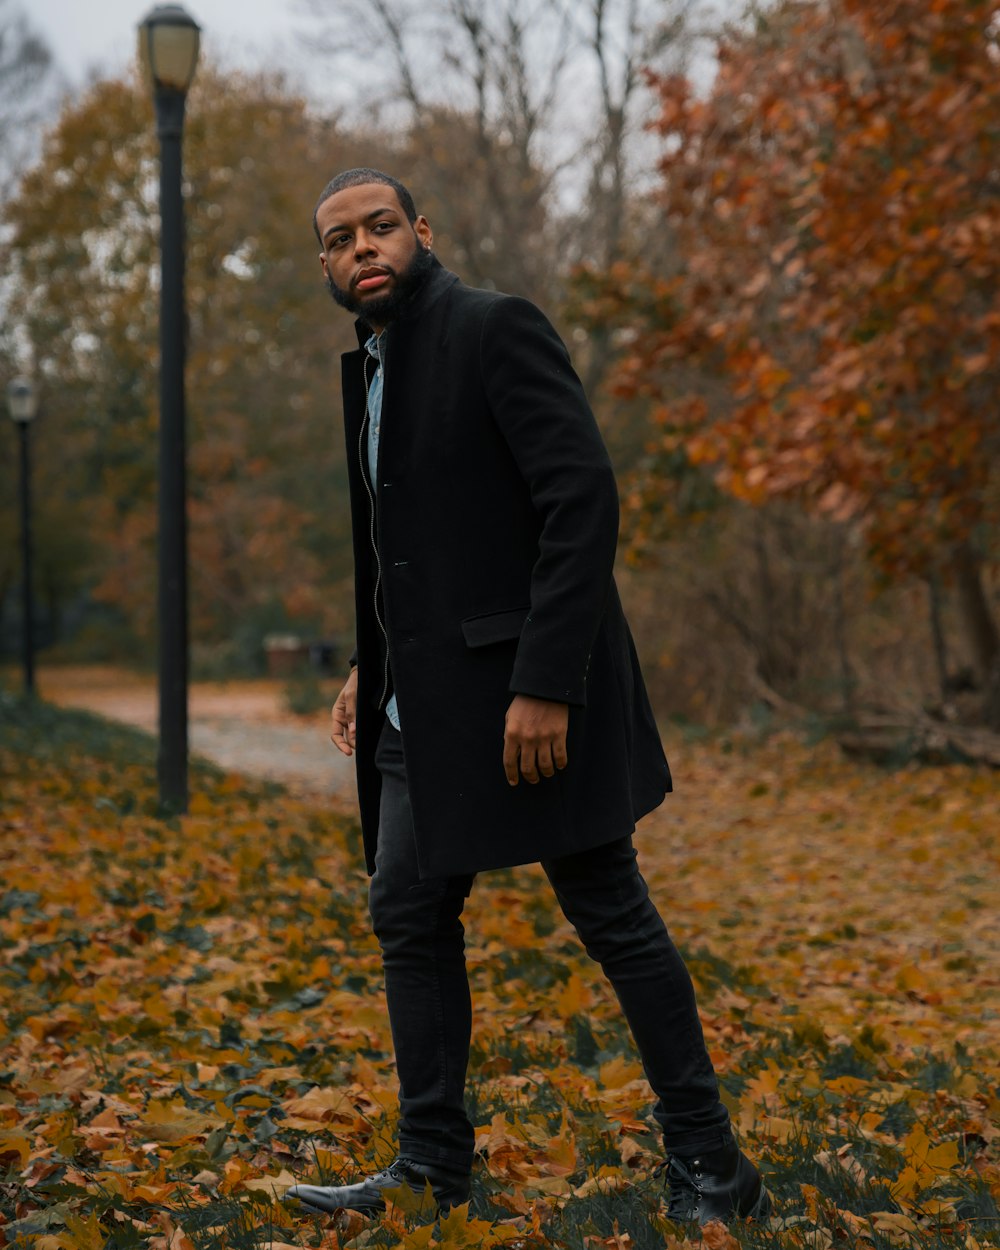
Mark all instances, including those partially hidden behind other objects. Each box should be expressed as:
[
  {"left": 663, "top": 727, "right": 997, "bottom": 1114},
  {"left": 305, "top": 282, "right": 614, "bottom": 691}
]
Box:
[
  {"left": 29, "top": 0, "right": 316, "bottom": 94},
  {"left": 29, "top": 0, "right": 733, "bottom": 109}
]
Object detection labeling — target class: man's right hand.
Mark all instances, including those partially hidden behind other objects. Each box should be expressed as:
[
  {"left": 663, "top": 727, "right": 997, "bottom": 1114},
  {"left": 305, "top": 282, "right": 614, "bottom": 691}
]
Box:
[{"left": 331, "top": 667, "right": 358, "bottom": 756}]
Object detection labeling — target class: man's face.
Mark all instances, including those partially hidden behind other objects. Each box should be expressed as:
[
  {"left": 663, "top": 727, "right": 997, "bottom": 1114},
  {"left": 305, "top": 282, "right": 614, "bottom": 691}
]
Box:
[{"left": 317, "top": 183, "right": 434, "bottom": 330}]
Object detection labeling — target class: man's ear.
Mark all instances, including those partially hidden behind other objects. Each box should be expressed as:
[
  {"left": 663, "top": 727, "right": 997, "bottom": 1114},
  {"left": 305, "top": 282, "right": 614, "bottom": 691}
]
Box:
[
  {"left": 415, "top": 215, "right": 433, "bottom": 250},
  {"left": 319, "top": 253, "right": 330, "bottom": 277}
]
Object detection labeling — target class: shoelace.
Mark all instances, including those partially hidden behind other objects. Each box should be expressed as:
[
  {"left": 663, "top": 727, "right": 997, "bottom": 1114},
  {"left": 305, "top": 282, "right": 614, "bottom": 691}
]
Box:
[
  {"left": 664, "top": 1154, "right": 704, "bottom": 1220},
  {"left": 376, "top": 1158, "right": 415, "bottom": 1184},
  {"left": 355, "top": 1160, "right": 405, "bottom": 1192}
]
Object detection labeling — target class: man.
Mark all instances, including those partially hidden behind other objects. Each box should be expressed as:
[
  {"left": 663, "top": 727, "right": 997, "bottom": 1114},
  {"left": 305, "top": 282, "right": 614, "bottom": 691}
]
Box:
[{"left": 287, "top": 168, "right": 768, "bottom": 1227}]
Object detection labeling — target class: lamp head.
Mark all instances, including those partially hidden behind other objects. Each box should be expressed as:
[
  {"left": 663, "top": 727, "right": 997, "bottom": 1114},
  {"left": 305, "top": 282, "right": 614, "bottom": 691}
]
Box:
[
  {"left": 6, "top": 377, "right": 38, "bottom": 425},
  {"left": 138, "top": 4, "right": 201, "bottom": 95}
]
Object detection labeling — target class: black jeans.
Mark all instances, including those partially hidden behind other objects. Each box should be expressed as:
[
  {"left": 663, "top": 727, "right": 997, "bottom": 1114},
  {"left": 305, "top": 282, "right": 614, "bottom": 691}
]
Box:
[{"left": 369, "top": 723, "right": 732, "bottom": 1174}]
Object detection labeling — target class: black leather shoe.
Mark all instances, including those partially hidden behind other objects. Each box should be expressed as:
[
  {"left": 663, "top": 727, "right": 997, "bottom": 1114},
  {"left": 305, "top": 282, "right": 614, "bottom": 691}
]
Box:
[
  {"left": 286, "top": 1156, "right": 470, "bottom": 1217},
  {"left": 664, "top": 1139, "right": 771, "bottom": 1225}
]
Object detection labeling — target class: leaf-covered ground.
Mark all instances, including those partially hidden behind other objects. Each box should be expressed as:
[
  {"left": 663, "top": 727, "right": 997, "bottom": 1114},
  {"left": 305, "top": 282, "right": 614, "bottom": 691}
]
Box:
[{"left": 1, "top": 691, "right": 997, "bottom": 1249}]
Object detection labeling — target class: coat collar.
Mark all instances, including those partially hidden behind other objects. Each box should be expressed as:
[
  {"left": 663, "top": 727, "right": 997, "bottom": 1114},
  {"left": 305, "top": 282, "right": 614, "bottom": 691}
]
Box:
[{"left": 352, "top": 256, "right": 459, "bottom": 348}]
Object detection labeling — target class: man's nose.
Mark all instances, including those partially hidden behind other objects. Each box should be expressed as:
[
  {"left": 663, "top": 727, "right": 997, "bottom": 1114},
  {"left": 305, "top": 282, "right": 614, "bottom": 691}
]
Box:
[{"left": 354, "top": 230, "right": 377, "bottom": 259}]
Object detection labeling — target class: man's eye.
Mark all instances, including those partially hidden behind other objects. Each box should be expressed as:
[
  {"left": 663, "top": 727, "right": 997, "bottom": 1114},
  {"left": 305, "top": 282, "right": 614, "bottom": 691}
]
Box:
[{"left": 374, "top": 221, "right": 393, "bottom": 232}]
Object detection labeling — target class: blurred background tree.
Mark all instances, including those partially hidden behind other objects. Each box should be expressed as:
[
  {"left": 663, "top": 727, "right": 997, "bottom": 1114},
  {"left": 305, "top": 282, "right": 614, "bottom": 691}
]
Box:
[
  {"left": 0, "top": 0, "right": 56, "bottom": 180},
  {"left": 584, "top": 0, "right": 1000, "bottom": 728},
  {"left": 0, "top": 0, "right": 58, "bottom": 651}
]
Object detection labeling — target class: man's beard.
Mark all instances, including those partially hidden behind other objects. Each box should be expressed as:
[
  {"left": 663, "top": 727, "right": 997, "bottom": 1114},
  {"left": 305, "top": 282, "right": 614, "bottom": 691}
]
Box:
[{"left": 326, "top": 243, "right": 434, "bottom": 325}]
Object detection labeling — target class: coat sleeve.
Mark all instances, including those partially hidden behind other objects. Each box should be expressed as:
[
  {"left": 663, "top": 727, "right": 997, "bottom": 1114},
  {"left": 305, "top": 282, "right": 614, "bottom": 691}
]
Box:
[{"left": 479, "top": 295, "right": 620, "bottom": 706}]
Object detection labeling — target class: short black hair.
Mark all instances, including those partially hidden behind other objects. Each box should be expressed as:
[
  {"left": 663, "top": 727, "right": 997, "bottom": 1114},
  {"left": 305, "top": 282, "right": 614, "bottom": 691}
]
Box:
[{"left": 313, "top": 168, "right": 418, "bottom": 243}]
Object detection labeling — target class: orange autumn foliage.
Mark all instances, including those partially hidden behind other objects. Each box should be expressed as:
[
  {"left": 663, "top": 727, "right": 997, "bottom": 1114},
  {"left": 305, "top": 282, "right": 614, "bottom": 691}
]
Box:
[
  {"left": 1, "top": 694, "right": 998, "bottom": 1247},
  {"left": 601, "top": 0, "right": 1000, "bottom": 580}
]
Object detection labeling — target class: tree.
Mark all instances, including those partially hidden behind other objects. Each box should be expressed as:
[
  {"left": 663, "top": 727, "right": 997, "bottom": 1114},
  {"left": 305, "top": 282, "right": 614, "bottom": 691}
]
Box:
[
  {"left": 602, "top": 0, "right": 1000, "bottom": 726},
  {"left": 0, "top": 2, "right": 57, "bottom": 649},
  {"left": 2, "top": 67, "right": 370, "bottom": 660},
  {"left": 0, "top": 0, "right": 55, "bottom": 182}
]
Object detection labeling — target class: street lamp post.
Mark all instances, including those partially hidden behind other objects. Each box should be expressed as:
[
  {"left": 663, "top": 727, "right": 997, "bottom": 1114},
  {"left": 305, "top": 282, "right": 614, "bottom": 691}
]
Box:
[
  {"left": 138, "top": 4, "right": 201, "bottom": 814},
  {"left": 6, "top": 377, "right": 39, "bottom": 696}
]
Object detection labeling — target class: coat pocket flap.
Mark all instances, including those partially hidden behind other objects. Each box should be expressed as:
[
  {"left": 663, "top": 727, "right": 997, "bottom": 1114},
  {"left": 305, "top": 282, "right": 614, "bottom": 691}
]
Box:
[{"left": 461, "top": 606, "right": 531, "bottom": 648}]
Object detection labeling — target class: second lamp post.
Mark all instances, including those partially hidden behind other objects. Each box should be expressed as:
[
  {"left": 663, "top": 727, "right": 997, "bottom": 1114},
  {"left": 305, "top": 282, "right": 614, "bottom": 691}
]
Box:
[
  {"left": 6, "top": 377, "right": 39, "bottom": 696},
  {"left": 138, "top": 3, "right": 201, "bottom": 814}
]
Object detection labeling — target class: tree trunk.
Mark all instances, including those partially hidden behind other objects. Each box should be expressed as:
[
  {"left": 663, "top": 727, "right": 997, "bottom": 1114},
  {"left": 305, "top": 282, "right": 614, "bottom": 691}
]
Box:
[
  {"left": 953, "top": 542, "right": 1000, "bottom": 728},
  {"left": 926, "top": 573, "right": 950, "bottom": 700},
  {"left": 833, "top": 531, "right": 857, "bottom": 713},
  {"left": 986, "top": 656, "right": 1000, "bottom": 732}
]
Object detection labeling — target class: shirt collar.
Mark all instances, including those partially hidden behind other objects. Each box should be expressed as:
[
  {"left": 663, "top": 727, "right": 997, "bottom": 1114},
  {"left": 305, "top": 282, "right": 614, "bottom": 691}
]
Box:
[{"left": 362, "top": 327, "right": 387, "bottom": 362}]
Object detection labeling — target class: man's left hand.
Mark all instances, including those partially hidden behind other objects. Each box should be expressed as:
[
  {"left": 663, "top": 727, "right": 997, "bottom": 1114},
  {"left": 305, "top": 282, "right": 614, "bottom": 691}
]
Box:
[{"left": 503, "top": 695, "right": 569, "bottom": 786}]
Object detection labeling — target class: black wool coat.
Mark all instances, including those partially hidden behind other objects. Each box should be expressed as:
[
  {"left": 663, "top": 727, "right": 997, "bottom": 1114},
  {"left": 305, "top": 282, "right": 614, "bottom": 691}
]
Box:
[{"left": 342, "top": 260, "right": 671, "bottom": 878}]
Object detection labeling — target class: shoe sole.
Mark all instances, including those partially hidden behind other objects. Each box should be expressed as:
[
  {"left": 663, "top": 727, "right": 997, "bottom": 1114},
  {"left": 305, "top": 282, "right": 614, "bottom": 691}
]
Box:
[
  {"left": 293, "top": 1197, "right": 385, "bottom": 1216},
  {"left": 291, "top": 1192, "right": 463, "bottom": 1218}
]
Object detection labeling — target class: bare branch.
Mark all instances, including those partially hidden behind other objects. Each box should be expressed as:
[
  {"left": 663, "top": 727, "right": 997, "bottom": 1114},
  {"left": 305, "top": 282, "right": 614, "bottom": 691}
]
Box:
[{"left": 0, "top": 0, "right": 56, "bottom": 184}]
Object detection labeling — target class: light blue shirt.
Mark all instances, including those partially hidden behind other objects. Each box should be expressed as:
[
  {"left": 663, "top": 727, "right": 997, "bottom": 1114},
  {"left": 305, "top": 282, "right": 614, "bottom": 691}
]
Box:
[{"left": 365, "top": 331, "right": 400, "bottom": 731}]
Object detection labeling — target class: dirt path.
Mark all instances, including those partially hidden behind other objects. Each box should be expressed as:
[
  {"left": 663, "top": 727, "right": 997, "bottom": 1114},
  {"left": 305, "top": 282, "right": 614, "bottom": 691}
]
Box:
[{"left": 37, "top": 665, "right": 358, "bottom": 804}]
